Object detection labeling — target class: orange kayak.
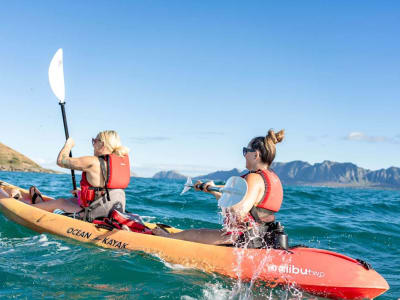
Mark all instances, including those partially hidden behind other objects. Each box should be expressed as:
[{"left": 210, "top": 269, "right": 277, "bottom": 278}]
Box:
[{"left": 0, "top": 180, "right": 389, "bottom": 299}]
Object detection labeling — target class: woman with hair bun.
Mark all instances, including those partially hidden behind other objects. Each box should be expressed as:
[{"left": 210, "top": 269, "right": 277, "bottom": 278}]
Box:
[
  {"left": 25, "top": 130, "right": 131, "bottom": 221},
  {"left": 153, "top": 129, "right": 285, "bottom": 248}
]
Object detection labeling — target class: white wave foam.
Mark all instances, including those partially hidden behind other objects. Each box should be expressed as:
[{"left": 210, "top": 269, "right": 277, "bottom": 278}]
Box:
[
  {"left": 21, "top": 234, "right": 71, "bottom": 253},
  {"left": 0, "top": 249, "right": 15, "bottom": 255},
  {"left": 163, "top": 260, "right": 192, "bottom": 270},
  {"left": 201, "top": 283, "right": 232, "bottom": 300},
  {"left": 180, "top": 282, "right": 232, "bottom": 300},
  {"left": 141, "top": 215, "right": 156, "bottom": 222},
  {"left": 152, "top": 253, "right": 192, "bottom": 270},
  {"left": 38, "top": 234, "right": 48, "bottom": 242}
]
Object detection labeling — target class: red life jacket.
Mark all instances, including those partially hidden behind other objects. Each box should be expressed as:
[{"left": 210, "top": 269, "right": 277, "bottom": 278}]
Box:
[
  {"left": 80, "top": 154, "right": 130, "bottom": 207},
  {"left": 253, "top": 169, "right": 283, "bottom": 212},
  {"left": 80, "top": 172, "right": 95, "bottom": 207},
  {"left": 241, "top": 169, "right": 283, "bottom": 223}
]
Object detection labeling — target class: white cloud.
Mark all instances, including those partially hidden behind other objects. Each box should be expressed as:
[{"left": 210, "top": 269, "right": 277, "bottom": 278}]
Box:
[
  {"left": 347, "top": 132, "right": 364, "bottom": 140},
  {"left": 345, "top": 132, "right": 399, "bottom": 143}
]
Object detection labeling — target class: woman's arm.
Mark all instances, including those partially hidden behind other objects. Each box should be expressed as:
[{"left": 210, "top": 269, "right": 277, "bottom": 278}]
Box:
[
  {"left": 195, "top": 180, "right": 222, "bottom": 199},
  {"left": 56, "top": 138, "right": 95, "bottom": 172}
]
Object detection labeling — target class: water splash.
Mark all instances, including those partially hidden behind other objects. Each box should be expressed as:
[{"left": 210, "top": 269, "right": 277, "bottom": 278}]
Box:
[{"left": 219, "top": 209, "right": 304, "bottom": 300}]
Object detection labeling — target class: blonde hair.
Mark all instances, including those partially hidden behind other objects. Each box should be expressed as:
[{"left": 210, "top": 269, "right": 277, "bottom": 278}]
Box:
[
  {"left": 96, "top": 130, "right": 129, "bottom": 157},
  {"left": 250, "top": 129, "right": 285, "bottom": 166}
]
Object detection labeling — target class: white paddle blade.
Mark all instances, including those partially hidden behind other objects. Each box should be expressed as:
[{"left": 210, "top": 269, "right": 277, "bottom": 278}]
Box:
[
  {"left": 218, "top": 176, "right": 247, "bottom": 208},
  {"left": 48, "top": 48, "right": 65, "bottom": 103},
  {"left": 180, "top": 177, "right": 193, "bottom": 195}
]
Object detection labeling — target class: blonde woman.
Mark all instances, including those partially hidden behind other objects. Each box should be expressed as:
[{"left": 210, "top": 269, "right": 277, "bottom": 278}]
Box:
[
  {"left": 153, "top": 129, "right": 285, "bottom": 248},
  {"left": 28, "top": 130, "right": 131, "bottom": 221}
]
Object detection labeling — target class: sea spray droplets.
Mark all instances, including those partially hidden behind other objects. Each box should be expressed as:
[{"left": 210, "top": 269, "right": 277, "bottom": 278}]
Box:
[
  {"left": 201, "top": 282, "right": 234, "bottom": 300},
  {"left": 221, "top": 209, "right": 304, "bottom": 300},
  {"left": 221, "top": 210, "right": 271, "bottom": 299}
]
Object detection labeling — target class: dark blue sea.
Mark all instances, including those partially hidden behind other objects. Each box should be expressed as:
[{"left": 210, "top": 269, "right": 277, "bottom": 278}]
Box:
[{"left": 0, "top": 171, "right": 399, "bottom": 299}]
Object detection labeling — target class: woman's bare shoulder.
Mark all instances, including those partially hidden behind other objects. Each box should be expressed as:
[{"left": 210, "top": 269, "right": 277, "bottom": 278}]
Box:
[{"left": 245, "top": 172, "right": 264, "bottom": 185}]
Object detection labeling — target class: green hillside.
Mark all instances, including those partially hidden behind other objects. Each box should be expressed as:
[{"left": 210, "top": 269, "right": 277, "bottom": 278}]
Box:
[{"left": 0, "top": 142, "right": 58, "bottom": 173}]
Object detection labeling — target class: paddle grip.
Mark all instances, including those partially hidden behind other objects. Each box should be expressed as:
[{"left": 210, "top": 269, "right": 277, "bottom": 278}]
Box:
[
  {"left": 198, "top": 183, "right": 220, "bottom": 193},
  {"left": 59, "top": 102, "right": 77, "bottom": 192}
]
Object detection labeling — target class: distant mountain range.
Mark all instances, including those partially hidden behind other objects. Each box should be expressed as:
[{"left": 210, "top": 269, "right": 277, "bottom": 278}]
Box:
[
  {"left": 2, "top": 140, "right": 398, "bottom": 189},
  {"left": 0, "top": 142, "right": 58, "bottom": 173},
  {"left": 153, "top": 170, "right": 186, "bottom": 180},
  {"left": 272, "top": 160, "right": 400, "bottom": 188},
  {"left": 152, "top": 160, "right": 400, "bottom": 189}
]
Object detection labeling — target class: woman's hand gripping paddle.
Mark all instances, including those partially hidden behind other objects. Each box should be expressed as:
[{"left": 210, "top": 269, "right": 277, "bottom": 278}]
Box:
[
  {"left": 48, "top": 48, "right": 77, "bottom": 192},
  {"left": 180, "top": 176, "right": 248, "bottom": 208}
]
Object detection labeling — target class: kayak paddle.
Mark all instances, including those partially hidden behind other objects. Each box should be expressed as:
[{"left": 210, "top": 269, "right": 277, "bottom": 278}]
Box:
[
  {"left": 48, "top": 48, "right": 77, "bottom": 191},
  {"left": 180, "top": 176, "right": 248, "bottom": 208}
]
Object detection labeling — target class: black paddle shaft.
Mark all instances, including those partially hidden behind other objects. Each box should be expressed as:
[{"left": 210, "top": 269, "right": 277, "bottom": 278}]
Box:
[
  {"left": 59, "top": 102, "right": 77, "bottom": 191},
  {"left": 197, "top": 182, "right": 221, "bottom": 192}
]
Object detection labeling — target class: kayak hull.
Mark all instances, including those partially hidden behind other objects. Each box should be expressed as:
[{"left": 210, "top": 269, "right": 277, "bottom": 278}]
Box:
[{"left": 0, "top": 181, "right": 389, "bottom": 299}]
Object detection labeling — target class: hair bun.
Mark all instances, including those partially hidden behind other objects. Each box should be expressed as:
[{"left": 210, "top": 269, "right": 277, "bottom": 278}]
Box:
[{"left": 266, "top": 129, "right": 285, "bottom": 145}]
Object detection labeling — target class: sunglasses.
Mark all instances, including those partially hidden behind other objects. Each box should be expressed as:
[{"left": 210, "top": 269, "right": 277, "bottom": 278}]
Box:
[
  {"left": 243, "top": 147, "right": 256, "bottom": 156},
  {"left": 92, "top": 138, "right": 100, "bottom": 146}
]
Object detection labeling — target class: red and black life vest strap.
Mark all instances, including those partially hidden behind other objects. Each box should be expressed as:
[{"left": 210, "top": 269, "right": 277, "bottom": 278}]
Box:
[
  {"left": 88, "top": 187, "right": 105, "bottom": 192},
  {"left": 99, "top": 155, "right": 111, "bottom": 202},
  {"left": 99, "top": 155, "right": 110, "bottom": 183}
]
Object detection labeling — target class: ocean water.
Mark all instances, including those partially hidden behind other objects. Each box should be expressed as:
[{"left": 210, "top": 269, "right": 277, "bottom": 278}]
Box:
[{"left": 0, "top": 171, "right": 399, "bottom": 300}]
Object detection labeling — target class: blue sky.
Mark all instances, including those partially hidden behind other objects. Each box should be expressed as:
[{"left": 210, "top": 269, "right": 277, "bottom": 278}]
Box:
[{"left": 0, "top": 1, "right": 399, "bottom": 177}]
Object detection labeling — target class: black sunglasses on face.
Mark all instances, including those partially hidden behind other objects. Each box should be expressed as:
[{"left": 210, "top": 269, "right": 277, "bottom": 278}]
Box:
[
  {"left": 92, "top": 138, "right": 99, "bottom": 146},
  {"left": 243, "top": 147, "right": 255, "bottom": 156}
]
